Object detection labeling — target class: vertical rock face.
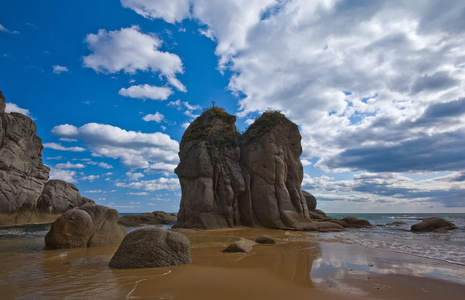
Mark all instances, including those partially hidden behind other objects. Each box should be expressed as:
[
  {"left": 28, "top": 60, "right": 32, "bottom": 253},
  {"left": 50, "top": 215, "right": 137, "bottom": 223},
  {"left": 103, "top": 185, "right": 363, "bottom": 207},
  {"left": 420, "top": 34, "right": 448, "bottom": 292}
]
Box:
[
  {"left": 175, "top": 108, "right": 313, "bottom": 230},
  {"left": 0, "top": 91, "right": 51, "bottom": 224},
  {"left": 175, "top": 107, "right": 245, "bottom": 229},
  {"left": 240, "top": 111, "right": 311, "bottom": 229}
]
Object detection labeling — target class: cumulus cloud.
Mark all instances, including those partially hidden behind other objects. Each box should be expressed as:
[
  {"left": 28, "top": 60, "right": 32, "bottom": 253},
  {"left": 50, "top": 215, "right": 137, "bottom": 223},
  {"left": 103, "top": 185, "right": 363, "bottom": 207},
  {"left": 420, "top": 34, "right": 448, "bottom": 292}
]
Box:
[
  {"left": 83, "top": 25, "right": 186, "bottom": 91},
  {"left": 5, "top": 103, "right": 30, "bottom": 116},
  {"left": 49, "top": 168, "right": 77, "bottom": 183},
  {"left": 51, "top": 122, "right": 179, "bottom": 171},
  {"left": 43, "top": 142, "right": 86, "bottom": 152},
  {"left": 119, "top": 84, "right": 173, "bottom": 100},
  {"left": 52, "top": 65, "right": 69, "bottom": 74},
  {"left": 143, "top": 112, "right": 164, "bottom": 123},
  {"left": 121, "top": 0, "right": 191, "bottom": 24},
  {"left": 175, "top": 0, "right": 465, "bottom": 177}
]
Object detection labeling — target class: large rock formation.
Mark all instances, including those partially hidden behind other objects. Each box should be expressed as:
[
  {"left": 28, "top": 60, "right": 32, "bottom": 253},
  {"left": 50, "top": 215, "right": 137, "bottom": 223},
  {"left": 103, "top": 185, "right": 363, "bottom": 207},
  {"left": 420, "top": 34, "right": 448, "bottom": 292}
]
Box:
[
  {"left": 0, "top": 91, "right": 94, "bottom": 226},
  {"left": 175, "top": 107, "right": 245, "bottom": 229},
  {"left": 118, "top": 211, "right": 177, "bottom": 227},
  {"left": 109, "top": 227, "right": 191, "bottom": 269},
  {"left": 411, "top": 217, "right": 458, "bottom": 232},
  {"left": 0, "top": 91, "right": 50, "bottom": 225},
  {"left": 175, "top": 108, "right": 343, "bottom": 232},
  {"left": 239, "top": 111, "right": 312, "bottom": 230},
  {"left": 45, "top": 203, "right": 127, "bottom": 249}
]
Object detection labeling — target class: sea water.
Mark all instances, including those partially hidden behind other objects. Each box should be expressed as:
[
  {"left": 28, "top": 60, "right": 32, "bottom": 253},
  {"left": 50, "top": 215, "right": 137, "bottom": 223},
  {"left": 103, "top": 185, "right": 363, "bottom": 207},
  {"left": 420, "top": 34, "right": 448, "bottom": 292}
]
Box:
[{"left": 320, "top": 213, "right": 465, "bottom": 265}]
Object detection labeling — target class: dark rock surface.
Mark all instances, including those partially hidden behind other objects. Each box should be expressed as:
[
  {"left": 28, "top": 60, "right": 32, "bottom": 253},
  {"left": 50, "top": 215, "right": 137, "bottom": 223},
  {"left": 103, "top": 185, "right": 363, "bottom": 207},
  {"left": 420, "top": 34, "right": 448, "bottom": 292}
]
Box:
[
  {"left": 45, "top": 203, "right": 127, "bottom": 249},
  {"left": 118, "top": 211, "right": 177, "bottom": 226},
  {"left": 302, "top": 191, "right": 317, "bottom": 212},
  {"left": 411, "top": 217, "right": 458, "bottom": 232},
  {"left": 109, "top": 227, "right": 191, "bottom": 269},
  {"left": 222, "top": 238, "right": 256, "bottom": 253}
]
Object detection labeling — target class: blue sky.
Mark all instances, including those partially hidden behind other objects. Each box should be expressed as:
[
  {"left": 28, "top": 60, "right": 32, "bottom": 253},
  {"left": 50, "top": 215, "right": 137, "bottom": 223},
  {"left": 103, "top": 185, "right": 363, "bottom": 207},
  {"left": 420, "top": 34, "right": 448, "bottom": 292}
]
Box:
[{"left": 1, "top": 0, "right": 465, "bottom": 213}]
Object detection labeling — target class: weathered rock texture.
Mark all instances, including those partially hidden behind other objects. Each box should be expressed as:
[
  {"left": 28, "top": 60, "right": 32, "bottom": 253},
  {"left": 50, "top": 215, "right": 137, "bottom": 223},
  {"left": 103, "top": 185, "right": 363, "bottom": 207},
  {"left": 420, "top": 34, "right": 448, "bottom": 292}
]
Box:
[
  {"left": 411, "top": 217, "right": 458, "bottom": 232},
  {"left": 222, "top": 238, "right": 256, "bottom": 253},
  {"left": 0, "top": 91, "right": 50, "bottom": 225},
  {"left": 45, "top": 203, "right": 127, "bottom": 249},
  {"left": 175, "top": 107, "right": 244, "bottom": 229},
  {"left": 0, "top": 91, "right": 94, "bottom": 226},
  {"left": 174, "top": 108, "right": 343, "bottom": 232},
  {"left": 240, "top": 111, "right": 311, "bottom": 230},
  {"left": 109, "top": 227, "right": 191, "bottom": 269},
  {"left": 118, "top": 211, "right": 177, "bottom": 227}
]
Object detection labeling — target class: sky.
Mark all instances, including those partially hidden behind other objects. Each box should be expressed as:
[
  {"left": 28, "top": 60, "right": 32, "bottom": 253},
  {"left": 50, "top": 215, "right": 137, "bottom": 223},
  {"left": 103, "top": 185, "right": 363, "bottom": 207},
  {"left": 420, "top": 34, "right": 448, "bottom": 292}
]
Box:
[{"left": 1, "top": 0, "right": 465, "bottom": 214}]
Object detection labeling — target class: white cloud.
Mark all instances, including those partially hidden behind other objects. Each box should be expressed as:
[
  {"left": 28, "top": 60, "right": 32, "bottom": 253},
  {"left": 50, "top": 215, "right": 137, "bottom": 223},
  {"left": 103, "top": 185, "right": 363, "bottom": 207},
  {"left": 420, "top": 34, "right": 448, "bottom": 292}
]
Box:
[
  {"left": 116, "top": 177, "right": 180, "bottom": 191},
  {"left": 43, "top": 142, "right": 86, "bottom": 152},
  {"left": 81, "top": 174, "right": 100, "bottom": 182},
  {"left": 143, "top": 112, "right": 164, "bottom": 123},
  {"left": 83, "top": 25, "right": 186, "bottom": 91},
  {"left": 86, "top": 161, "right": 113, "bottom": 169},
  {"left": 5, "top": 103, "right": 30, "bottom": 116},
  {"left": 52, "top": 65, "right": 69, "bottom": 74},
  {"left": 126, "top": 171, "right": 145, "bottom": 180},
  {"left": 127, "top": 192, "right": 149, "bottom": 196},
  {"left": 52, "top": 122, "right": 179, "bottom": 171},
  {"left": 119, "top": 84, "right": 173, "bottom": 100},
  {"left": 121, "top": 0, "right": 191, "bottom": 24},
  {"left": 0, "top": 24, "right": 19, "bottom": 34},
  {"left": 49, "top": 168, "right": 77, "bottom": 183},
  {"left": 55, "top": 162, "right": 85, "bottom": 169}
]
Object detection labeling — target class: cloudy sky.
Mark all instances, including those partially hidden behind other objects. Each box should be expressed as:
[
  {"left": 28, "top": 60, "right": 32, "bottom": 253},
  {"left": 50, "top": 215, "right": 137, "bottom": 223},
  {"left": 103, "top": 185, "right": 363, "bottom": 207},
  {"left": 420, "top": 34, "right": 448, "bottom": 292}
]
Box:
[{"left": 1, "top": 0, "right": 464, "bottom": 213}]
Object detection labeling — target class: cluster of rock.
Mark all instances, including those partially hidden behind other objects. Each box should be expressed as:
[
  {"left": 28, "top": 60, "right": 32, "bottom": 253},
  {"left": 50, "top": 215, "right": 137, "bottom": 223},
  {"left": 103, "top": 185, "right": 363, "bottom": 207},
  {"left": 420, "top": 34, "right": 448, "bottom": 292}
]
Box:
[
  {"left": 0, "top": 91, "right": 94, "bottom": 226},
  {"left": 118, "top": 211, "right": 177, "bottom": 227}
]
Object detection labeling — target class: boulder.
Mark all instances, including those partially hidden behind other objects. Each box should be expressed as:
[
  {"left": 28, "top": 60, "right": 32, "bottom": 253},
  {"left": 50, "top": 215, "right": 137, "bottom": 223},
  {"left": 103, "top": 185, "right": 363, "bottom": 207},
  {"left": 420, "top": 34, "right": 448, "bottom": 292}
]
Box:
[
  {"left": 255, "top": 235, "right": 277, "bottom": 244},
  {"left": 118, "top": 211, "right": 177, "bottom": 227},
  {"left": 222, "top": 238, "right": 256, "bottom": 253},
  {"left": 302, "top": 190, "right": 317, "bottom": 212},
  {"left": 109, "top": 227, "right": 191, "bottom": 269},
  {"left": 0, "top": 91, "right": 50, "bottom": 225},
  {"left": 44, "top": 203, "right": 127, "bottom": 249},
  {"left": 411, "top": 217, "right": 458, "bottom": 232},
  {"left": 337, "top": 216, "right": 372, "bottom": 228}
]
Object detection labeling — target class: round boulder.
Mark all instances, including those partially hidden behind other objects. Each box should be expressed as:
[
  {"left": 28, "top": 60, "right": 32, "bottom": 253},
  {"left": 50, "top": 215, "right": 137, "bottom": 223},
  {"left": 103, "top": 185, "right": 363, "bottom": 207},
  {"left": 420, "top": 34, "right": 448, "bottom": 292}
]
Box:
[
  {"left": 109, "top": 227, "right": 191, "bottom": 269},
  {"left": 44, "top": 203, "right": 127, "bottom": 249}
]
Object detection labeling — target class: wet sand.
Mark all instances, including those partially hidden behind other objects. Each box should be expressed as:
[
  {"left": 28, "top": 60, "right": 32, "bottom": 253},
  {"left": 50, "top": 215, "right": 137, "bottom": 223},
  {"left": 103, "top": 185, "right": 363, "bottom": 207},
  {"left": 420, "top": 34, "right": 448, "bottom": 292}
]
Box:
[{"left": 1, "top": 227, "right": 464, "bottom": 299}]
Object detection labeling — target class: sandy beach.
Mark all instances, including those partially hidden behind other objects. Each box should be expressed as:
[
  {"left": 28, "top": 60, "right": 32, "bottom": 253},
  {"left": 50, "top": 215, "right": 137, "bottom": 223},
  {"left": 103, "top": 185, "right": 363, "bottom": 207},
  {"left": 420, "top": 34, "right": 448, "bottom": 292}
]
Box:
[{"left": 0, "top": 226, "right": 464, "bottom": 299}]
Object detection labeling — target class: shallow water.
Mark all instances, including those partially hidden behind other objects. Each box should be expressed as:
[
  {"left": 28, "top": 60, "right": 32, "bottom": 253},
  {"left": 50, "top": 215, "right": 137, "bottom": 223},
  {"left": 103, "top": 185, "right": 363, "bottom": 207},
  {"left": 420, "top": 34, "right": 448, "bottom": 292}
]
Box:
[{"left": 1, "top": 223, "right": 465, "bottom": 299}]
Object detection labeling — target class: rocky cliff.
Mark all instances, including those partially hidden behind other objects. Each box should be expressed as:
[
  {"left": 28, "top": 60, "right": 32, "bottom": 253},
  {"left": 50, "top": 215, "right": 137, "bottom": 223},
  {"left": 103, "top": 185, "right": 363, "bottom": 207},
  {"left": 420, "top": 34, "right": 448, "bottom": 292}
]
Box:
[
  {"left": 175, "top": 108, "right": 342, "bottom": 231},
  {"left": 0, "top": 91, "right": 93, "bottom": 225}
]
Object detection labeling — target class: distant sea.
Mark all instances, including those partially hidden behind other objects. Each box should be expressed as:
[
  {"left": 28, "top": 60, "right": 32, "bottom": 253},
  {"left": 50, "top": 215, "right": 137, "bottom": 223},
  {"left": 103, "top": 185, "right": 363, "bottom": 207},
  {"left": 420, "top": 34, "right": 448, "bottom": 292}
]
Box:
[{"left": 1, "top": 213, "right": 464, "bottom": 266}]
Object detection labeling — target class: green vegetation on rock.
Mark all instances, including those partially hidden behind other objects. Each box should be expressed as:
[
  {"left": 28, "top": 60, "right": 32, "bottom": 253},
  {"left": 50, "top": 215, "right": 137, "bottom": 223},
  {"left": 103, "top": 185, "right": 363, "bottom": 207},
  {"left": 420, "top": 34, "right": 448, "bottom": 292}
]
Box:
[{"left": 242, "top": 109, "right": 295, "bottom": 143}]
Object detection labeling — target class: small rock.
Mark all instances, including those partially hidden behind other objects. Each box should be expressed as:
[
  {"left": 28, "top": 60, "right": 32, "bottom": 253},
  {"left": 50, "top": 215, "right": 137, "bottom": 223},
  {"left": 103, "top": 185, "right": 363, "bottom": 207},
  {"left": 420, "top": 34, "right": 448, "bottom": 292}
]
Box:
[
  {"left": 255, "top": 235, "right": 277, "bottom": 244},
  {"left": 222, "top": 238, "right": 256, "bottom": 253}
]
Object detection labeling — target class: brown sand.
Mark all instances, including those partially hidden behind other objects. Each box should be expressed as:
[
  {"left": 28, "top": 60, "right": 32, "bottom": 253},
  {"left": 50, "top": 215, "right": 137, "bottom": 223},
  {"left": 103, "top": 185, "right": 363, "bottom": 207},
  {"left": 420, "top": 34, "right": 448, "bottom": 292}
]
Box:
[{"left": 1, "top": 226, "right": 464, "bottom": 299}]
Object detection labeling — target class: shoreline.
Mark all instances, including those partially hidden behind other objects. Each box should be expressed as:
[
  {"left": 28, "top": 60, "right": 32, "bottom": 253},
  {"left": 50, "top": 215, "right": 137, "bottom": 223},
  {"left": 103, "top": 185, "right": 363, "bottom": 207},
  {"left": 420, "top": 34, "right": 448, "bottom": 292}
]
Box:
[{"left": 1, "top": 226, "right": 464, "bottom": 299}]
